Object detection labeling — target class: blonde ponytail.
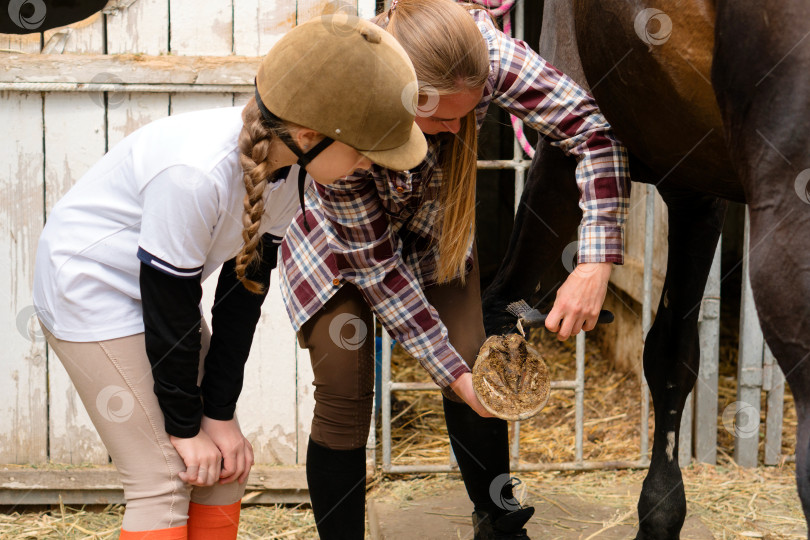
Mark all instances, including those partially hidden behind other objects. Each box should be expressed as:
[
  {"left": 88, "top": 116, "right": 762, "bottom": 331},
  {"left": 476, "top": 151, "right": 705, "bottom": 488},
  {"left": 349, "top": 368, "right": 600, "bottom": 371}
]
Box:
[
  {"left": 436, "top": 111, "right": 479, "bottom": 282},
  {"left": 375, "top": 0, "right": 489, "bottom": 284}
]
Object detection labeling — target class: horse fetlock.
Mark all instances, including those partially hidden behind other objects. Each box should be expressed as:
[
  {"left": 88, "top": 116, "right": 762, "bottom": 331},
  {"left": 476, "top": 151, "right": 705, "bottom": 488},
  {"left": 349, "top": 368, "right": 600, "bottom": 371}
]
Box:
[{"left": 636, "top": 475, "right": 687, "bottom": 540}]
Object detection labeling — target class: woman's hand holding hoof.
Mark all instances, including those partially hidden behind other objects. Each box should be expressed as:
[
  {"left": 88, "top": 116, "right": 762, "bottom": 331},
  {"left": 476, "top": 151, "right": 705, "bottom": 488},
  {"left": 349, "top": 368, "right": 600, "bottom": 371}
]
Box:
[{"left": 450, "top": 372, "right": 494, "bottom": 418}]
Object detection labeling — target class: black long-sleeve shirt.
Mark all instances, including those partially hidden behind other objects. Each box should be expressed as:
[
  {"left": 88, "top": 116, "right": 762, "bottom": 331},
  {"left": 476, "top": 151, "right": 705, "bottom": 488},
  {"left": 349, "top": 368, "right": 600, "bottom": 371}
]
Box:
[{"left": 140, "top": 233, "right": 280, "bottom": 437}]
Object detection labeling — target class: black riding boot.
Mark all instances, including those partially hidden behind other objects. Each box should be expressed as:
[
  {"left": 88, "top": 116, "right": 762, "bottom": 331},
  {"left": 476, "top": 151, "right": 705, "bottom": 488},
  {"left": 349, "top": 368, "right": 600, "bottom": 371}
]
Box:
[
  {"left": 443, "top": 396, "right": 535, "bottom": 539},
  {"left": 306, "top": 437, "right": 366, "bottom": 540},
  {"left": 473, "top": 507, "right": 535, "bottom": 540}
]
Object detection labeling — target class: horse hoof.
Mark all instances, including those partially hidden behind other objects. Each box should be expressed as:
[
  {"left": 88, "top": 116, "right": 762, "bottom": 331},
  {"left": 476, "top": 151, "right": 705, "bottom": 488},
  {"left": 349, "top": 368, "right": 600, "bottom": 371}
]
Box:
[{"left": 472, "top": 334, "right": 550, "bottom": 420}]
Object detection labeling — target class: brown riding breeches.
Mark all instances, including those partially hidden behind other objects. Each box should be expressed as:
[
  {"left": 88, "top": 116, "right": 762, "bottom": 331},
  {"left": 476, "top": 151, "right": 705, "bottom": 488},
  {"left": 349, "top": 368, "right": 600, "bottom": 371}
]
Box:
[
  {"left": 41, "top": 324, "right": 246, "bottom": 532},
  {"left": 297, "top": 248, "right": 487, "bottom": 450}
]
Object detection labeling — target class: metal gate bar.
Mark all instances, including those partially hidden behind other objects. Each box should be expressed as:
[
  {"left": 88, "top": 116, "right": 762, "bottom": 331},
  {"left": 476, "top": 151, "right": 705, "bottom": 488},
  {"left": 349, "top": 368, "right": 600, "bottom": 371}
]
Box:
[
  {"left": 640, "top": 185, "right": 655, "bottom": 465},
  {"left": 693, "top": 239, "right": 722, "bottom": 465}
]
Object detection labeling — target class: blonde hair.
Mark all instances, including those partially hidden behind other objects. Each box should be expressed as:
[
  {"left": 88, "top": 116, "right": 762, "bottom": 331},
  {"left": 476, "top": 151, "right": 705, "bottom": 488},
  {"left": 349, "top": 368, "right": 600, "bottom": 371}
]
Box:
[
  {"left": 374, "top": 0, "right": 489, "bottom": 284},
  {"left": 235, "top": 97, "right": 289, "bottom": 293}
]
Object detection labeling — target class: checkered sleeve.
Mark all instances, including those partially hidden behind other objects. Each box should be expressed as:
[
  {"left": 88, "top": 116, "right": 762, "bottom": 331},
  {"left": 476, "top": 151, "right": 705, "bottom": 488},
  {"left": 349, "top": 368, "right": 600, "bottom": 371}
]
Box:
[
  {"left": 475, "top": 11, "right": 631, "bottom": 264},
  {"left": 315, "top": 174, "right": 471, "bottom": 388}
]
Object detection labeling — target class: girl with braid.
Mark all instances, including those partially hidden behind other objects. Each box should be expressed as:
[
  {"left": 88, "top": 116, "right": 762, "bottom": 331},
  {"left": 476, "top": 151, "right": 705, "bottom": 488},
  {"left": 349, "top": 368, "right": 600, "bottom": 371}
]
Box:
[
  {"left": 279, "top": 1, "right": 630, "bottom": 538},
  {"left": 32, "top": 16, "right": 426, "bottom": 540}
]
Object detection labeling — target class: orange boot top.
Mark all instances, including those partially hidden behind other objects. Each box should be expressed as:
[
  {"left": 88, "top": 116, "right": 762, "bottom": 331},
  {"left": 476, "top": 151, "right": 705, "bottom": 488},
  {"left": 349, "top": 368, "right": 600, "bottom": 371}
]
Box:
[{"left": 187, "top": 500, "right": 241, "bottom": 540}]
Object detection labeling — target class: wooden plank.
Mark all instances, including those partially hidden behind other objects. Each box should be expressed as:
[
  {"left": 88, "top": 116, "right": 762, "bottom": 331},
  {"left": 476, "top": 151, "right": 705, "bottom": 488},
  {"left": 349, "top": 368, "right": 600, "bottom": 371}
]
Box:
[
  {"left": 763, "top": 345, "right": 785, "bottom": 466},
  {"left": 169, "top": 0, "right": 233, "bottom": 55},
  {"left": 678, "top": 390, "right": 693, "bottom": 467},
  {"left": 0, "top": 19, "right": 41, "bottom": 53},
  {"left": 0, "top": 91, "right": 47, "bottom": 464},
  {"left": 366, "top": 317, "right": 378, "bottom": 470},
  {"left": 106, "top": 92, "right": 169, "bottom": 147},
  {"left": 169, "top": 93, "right": 234, "bottom": 115},
  {"left": 167, "top": 0, "right": 234, "bottom": 232},
  {"left": 357, "top": 0, "right": 377, "bottom": 19},
  {"left": 297, "top": 0, "right": 342, "bottom": 24},
  {"left": 609, "top": 181, "right": 667, "bottom": 306},
  {"left": 44, "top": 16, "right": 109, "bottom": 465},
  {"left": 735, "top": 209, "right": 763, "bottom": 468},
  {"left": 233, "top": 0, "right": 295, "bottom": 56},
  {"left": 42, "top": 10, "right": 104, "bottom": 53},
  {"left": 695, "top": 240, "right": 721, "bottom": 464},
  {"left": 651, "top": 187, "right": 668, "bottom": 277},
  {"left": 0, "top": 489, "right": 124, "bottom": 506},
  {"left": 608, "top": 255, "right": 664, "bottom": 316},
  {"left": 105, "top": 0, "right": 169, "bottom": 55},
  {"left": 0, "top": 465, "right": 308, "bottom": 505},
  {"left": 0, "top": 53, "right": 261, "bottom": 86},
  {"left": 200, "top": 269, "right": 301, "bottom": 466},
  {"left": 43, "top": 93, "right": 108, "bottom": 465},
  {"left": 0, "top": 465, "right": 306, "bottom": 489},
  {"left": 0, "top": 488, "right": 309, "bottom": 505},
  {"left": 234, "top": 93, "right": 252, "bottom": 108},
  {"left": 248, "top": 277, "right": 301, "bottom": 464}
]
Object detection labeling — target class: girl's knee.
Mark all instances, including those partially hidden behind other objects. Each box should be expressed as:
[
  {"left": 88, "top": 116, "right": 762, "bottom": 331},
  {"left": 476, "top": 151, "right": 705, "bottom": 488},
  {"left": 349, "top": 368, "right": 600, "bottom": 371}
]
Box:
[
  {"left": 191, "top": 481, "right": 247, "bottom": 506},
  {"left": 122, "top": 479, "right": 191, "bottom": 531}
]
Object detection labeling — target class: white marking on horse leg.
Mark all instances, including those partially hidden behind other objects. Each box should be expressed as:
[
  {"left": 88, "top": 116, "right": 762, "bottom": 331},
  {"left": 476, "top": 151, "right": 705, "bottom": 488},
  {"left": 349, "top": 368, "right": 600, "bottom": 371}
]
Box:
[{"left": 666, "top": 431, "right": 676, "bottom": 462}]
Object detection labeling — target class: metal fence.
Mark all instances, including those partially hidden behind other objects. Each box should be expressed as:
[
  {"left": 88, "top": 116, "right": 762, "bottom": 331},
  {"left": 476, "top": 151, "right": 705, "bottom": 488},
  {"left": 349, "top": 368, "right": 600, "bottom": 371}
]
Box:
[{"left": 375, "top": 182, "right": 790, "bottom": 476}]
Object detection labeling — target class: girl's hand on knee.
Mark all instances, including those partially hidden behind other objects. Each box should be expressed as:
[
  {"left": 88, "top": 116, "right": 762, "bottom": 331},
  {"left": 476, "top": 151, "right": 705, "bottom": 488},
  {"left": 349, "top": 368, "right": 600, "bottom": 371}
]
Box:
[
  {"left": 449, "top": 373, "right": 493, "bottom": 418},
  {"left": 201, "top": 416, "right": 254, "bottom": 485},
  {"left": 170, "top": 431, "right": 222, "bottom": 487}
]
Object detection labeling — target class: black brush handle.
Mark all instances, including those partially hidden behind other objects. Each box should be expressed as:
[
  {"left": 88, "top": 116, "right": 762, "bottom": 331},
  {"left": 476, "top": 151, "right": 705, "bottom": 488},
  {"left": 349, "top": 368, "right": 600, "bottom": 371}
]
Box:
[{"left": 520, "top": 308, "right": 614, "bottom": 328}]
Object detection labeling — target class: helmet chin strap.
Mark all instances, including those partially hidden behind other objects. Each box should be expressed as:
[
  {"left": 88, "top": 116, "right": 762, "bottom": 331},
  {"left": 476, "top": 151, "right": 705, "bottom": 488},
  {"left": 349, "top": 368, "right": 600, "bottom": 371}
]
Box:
[{"left": 254, "top": 83, "right": 334, "bottom": 232}]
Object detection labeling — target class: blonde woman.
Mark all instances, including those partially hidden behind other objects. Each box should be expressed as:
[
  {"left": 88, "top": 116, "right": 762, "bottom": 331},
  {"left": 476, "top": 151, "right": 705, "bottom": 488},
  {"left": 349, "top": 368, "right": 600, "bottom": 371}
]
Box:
[
  {"left": 32, "top": 16, "right": 426, "bottom": 540},
  {"left": 278, "top": 1, "right": 631, "bottom": 538}
]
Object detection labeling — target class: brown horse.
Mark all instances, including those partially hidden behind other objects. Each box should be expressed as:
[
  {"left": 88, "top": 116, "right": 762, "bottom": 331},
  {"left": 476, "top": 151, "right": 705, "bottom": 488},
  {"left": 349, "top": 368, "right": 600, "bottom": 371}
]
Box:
[{"left": 481, "top": 1, "right": 810, "bottom": 537}]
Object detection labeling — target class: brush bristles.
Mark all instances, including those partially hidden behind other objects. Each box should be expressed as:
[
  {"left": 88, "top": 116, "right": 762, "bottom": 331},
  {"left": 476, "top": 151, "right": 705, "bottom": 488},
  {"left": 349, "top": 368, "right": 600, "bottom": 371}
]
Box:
[{"left": 506, "top": 299, "right": 531, "bottom": 317}]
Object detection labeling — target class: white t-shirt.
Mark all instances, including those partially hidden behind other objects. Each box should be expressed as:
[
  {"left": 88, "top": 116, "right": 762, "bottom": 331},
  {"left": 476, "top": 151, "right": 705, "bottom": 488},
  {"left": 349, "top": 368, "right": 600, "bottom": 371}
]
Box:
[{"left": 34, "top": 106, "right": 308, "bottom": 342}]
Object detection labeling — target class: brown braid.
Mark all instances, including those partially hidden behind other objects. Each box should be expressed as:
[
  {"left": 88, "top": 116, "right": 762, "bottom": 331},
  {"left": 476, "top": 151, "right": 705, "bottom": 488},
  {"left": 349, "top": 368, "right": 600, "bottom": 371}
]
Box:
[{"left": 235, "top": 97, "right": 287, "bottom": 293}]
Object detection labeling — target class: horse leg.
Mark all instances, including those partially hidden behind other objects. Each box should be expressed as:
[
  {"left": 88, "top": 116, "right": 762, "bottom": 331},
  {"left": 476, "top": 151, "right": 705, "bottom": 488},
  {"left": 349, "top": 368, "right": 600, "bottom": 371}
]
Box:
[
  {"left": 748, "top": 197, "right": 810, "bottom": 528},
  {"left": 481, "top": 139, "right": 581, "bottom": 336},
  {"left": 636, "top": 187, "right": 727, "bottom": 539},
  {"left": 712, "top": 0, "right": 810, "bottom": 526},
  {"left": 728, "top": 153, "right": 810, "bottom": 528},
  {"left": 728, "top": 135, "right": 810, "bottom": 528}
]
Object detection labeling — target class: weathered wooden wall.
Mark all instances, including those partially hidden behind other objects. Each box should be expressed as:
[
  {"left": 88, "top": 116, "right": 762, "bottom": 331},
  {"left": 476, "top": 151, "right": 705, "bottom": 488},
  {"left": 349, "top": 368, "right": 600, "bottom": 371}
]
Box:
[{"left": 1, "top": 0, "right": 375, "bottom": 469}]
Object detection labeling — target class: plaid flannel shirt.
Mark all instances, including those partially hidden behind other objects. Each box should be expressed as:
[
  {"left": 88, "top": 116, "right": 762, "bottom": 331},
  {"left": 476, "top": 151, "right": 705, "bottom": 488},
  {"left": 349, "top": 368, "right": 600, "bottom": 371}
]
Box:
[{"left": 279, "top": 10, "right": 630, "bottom": 388}]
